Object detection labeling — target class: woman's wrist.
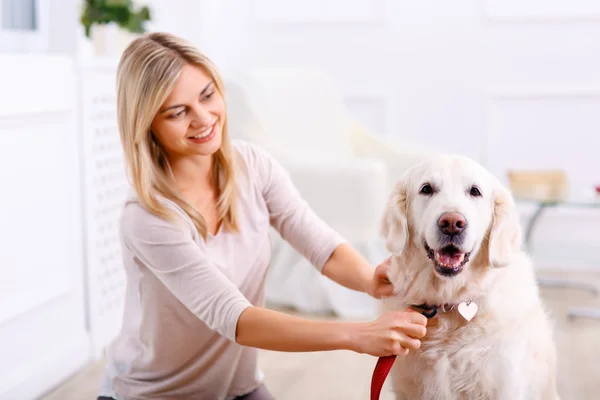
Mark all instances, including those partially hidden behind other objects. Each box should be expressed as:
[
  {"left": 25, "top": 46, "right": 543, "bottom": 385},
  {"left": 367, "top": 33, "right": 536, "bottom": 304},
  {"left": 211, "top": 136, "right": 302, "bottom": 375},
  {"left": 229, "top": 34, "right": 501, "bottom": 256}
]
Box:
[
  {"left": 321, "top": 243, "right": 376, "bottom": 295},
  {"left": 360, "top": 266, "right": 375, "bottom": 297},
  {"left": 344, "top": 321, "right": 367, "bottom": 353}
]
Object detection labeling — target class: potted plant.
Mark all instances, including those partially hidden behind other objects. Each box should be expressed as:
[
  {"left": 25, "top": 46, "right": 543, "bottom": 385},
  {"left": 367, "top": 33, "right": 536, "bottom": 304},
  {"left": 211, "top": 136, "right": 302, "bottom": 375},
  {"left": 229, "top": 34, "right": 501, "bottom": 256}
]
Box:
[{"left": 80, "top": 0, "right": 151, "bottom": 56}]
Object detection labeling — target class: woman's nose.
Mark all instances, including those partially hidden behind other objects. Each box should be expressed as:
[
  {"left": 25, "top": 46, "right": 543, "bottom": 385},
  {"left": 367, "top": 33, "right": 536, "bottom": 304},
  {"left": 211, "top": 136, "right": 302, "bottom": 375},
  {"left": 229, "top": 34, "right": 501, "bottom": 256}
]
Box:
[{"left": 189, "top": 106, "right": 213, "bottom": 127}]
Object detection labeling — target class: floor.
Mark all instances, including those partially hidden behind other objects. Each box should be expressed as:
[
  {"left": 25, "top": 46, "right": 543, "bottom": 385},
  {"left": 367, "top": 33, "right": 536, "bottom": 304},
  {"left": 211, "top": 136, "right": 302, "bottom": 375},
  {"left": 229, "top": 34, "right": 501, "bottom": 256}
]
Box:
[{"left": 42, "top": 269, "right": 600, "bottom": 400}]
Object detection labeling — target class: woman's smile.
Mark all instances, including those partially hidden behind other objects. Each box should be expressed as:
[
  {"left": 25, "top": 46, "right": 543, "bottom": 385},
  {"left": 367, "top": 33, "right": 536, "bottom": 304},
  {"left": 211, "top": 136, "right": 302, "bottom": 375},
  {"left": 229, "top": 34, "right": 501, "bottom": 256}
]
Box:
[{"left": 188, "top": 119, "right": 218, "bottom": 144}]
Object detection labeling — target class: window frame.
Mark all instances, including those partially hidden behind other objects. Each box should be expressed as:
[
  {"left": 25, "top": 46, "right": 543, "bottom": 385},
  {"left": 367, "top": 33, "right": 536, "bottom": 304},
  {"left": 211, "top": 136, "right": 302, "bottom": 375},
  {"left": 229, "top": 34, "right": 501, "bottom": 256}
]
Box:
[{"left": 0, "top": 0, "right": 49, "bottom": 53}]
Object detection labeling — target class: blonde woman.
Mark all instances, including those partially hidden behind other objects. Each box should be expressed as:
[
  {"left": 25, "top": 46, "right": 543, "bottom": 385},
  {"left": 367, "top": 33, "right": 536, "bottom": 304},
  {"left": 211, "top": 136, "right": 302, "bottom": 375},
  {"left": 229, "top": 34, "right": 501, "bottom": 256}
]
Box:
[{"left": 97, "top": 32, "right": 427, "bottom": 400}]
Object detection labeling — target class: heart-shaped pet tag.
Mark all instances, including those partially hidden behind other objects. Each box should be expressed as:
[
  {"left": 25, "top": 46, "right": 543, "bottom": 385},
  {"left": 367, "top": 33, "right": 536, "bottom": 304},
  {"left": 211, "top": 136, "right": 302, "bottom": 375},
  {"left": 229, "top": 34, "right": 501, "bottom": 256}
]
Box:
[{"left": 458, "top": 301, "right": 478, "bottom": 321}]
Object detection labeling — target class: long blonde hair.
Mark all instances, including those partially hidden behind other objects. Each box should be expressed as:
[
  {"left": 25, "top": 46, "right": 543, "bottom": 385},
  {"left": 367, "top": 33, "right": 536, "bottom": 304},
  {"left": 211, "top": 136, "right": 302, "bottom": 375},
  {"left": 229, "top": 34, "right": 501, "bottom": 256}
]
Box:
[{"left": 116, "top": 32, "right": 240, "bottom": 238}]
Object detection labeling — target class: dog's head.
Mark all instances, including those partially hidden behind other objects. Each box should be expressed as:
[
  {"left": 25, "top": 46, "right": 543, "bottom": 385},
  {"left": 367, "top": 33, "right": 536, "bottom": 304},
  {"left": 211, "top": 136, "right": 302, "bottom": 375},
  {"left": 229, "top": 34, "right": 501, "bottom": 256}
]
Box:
[{"left": 381, "top": 155, "right": 522, "bottom": 281}]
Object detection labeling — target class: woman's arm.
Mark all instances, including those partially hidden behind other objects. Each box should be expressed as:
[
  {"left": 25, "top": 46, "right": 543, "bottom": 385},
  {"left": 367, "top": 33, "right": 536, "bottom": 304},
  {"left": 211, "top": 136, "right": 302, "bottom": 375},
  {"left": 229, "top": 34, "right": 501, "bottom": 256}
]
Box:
[
  {"left": 236, "top": 305, "right": 427, "bottom": 357},
  {"left": 122, "top": 199, "right": 426, "bottom": 357},
  {"left": 246, "top": 143, "right": 393, "bottom": 298},
  {"left": 321, "top": 242, "right": 375, "bottom": 293},
  {"left": 321, "top": 244, "right": 395, "bottom": 299}
]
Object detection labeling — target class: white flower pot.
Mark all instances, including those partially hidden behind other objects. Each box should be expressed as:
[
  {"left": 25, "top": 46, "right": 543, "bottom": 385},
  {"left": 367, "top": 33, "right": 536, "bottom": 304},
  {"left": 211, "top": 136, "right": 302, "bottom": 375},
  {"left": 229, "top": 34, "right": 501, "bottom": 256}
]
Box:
[
  {"left": 90, "top": 23, "right": 119, "bottom": 57},
  {"left": 115, "top": 29, "right": 141, "bottom": 55}
]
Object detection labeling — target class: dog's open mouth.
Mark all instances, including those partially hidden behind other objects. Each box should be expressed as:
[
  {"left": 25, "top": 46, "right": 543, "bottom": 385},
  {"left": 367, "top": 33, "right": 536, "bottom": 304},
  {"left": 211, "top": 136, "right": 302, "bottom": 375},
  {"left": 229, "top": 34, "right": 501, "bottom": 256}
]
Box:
[{"left": 424, "top": 241, "right": 470, "bottom": 277}]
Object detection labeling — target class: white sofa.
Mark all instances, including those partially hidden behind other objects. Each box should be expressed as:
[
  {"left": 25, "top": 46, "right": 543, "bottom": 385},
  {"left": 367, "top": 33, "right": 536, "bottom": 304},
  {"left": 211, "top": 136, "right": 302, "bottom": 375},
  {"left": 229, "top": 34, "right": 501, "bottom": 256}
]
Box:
[{"left": 224, "top": 67, "right": 435, "bottom": 318}]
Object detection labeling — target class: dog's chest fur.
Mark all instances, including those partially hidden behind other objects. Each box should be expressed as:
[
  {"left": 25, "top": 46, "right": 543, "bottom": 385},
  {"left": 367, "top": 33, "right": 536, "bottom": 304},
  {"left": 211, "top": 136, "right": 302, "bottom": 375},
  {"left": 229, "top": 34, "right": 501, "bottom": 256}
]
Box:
[
  {"left": 389, "top": 309, "right": 510, "bottom": 400},
  {"left": 386, "top": 297, "right": 555, "bottom": 400}
]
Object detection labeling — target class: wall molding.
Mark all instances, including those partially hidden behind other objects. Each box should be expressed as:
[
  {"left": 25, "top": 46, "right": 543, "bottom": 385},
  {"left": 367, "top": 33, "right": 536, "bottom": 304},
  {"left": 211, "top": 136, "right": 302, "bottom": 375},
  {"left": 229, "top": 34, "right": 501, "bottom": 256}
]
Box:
[
  {"left": 0, "top": 301, "right": 90, "bottom": 399},
  {"left": 480, "top": 87, "right": 600, "bottom": 196},
  {"left": 483, "top": 0, "right": 600, "bottom": 23},
  {"left": 249, "top": 0, "right": 386, "bottom": 26},
  {"left": 0, "top": 289, "right": 72, "bottom": 327},
  {"left": 0, "top": 336, "right": 89, "bottom": 399},
  {"left": 0, "top": 108, "right": 79, "bottom": 326},
  {"left": 485, "top": 14, "right": 600, "bottom": 24},
  {"left": 485, "top": 86, "right": 600, "bottom": 99},
  {"left": 0, "top": 54, "right": 75, "bottom": 117}
]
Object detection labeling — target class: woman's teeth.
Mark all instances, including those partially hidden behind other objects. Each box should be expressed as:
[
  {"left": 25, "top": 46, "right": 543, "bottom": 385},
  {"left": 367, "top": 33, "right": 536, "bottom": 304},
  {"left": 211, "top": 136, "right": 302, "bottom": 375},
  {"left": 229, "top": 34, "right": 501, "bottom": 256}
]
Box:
[{"left": 190, "top": 124, "right": 214, "bottom": 139}]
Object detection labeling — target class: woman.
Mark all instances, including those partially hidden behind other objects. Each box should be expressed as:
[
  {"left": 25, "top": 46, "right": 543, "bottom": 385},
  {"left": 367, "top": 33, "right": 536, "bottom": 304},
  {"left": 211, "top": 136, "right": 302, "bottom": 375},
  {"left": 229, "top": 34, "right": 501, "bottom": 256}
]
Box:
[{"left": 97, "top": 32, "right": 427, "bottom": 400}]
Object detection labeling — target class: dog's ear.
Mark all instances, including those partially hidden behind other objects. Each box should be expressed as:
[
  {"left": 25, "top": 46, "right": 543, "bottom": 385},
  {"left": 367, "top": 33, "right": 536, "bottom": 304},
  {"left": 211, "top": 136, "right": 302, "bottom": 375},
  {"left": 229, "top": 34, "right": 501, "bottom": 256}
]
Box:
[
  {"left": 381, "top": 179, "right": 409, "bottom": 255},
  {"left": 488, "top": 180, "right": 522, "bottom": 268}
]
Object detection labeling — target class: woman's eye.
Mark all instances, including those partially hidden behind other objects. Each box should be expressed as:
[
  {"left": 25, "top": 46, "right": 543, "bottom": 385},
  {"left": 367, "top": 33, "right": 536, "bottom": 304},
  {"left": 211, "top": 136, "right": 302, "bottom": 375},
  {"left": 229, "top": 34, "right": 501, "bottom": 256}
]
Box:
[
  {"left": 420, "top": 183, "right": 434, "bottom": 195},
  {"left": 470, "top": 186, "right": 482, "bottom": 197},
  {"left": 169, "top": 110, "right": 185, "bottom": 119},
  {"left": 202, "top": 92, "right": 215, "bottom": 101}
]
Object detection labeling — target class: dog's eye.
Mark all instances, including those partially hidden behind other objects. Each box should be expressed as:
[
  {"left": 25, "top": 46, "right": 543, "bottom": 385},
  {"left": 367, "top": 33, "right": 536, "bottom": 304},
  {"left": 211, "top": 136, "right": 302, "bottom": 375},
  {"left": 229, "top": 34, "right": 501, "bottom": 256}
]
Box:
[
  {"left": 420, "top": 183, "right": 434, "bottom": 195},
  {"left": 470, "top": 186, "right": 482, "bottom": 197}
]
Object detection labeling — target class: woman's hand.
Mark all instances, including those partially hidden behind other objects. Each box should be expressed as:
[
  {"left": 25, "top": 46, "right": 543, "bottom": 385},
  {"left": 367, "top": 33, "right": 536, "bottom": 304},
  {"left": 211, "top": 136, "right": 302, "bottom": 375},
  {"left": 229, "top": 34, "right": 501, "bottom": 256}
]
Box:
[
  {"left": 368, "top": 257, "right": 395, "bottom": 299},
  {"left": 349, "top": 308, "right": 427, "bottom": 357}
]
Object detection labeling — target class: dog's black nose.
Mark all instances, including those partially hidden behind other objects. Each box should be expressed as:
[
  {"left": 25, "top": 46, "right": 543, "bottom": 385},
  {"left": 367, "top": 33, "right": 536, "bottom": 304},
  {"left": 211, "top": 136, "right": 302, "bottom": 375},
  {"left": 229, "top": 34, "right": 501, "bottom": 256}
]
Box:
[{"left": 438, "top": 212, "right": 467, "bottom": 235}]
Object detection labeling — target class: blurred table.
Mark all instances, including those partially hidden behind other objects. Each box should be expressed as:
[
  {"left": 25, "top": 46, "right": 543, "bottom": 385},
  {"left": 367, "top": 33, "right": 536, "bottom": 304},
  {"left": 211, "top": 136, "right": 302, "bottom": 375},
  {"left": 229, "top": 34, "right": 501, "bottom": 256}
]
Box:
[{"left": 515, "top": 192, "right": 600, "bottom": 320}]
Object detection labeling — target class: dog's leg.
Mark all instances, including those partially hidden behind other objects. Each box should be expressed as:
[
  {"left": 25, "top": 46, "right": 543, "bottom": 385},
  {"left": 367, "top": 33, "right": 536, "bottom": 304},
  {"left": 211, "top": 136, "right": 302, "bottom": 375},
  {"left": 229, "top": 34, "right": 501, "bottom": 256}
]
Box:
[
  {"left": 421, "top": 354, "right": 454, "bottom": 400},
  {"left": 540, "top": 371, "right": 561, "bottom": 400},
  {"left": 495, "top": 351, "right": 528, "bottom": 400}
]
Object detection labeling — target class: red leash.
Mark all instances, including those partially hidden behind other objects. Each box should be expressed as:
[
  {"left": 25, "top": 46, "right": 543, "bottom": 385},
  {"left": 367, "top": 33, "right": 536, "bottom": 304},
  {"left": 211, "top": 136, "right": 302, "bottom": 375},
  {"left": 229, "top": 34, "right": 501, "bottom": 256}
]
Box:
[
  {"left": 369, "top": 305, "right": 438, "bottom": 399},
  {"left": 370, "top": 355, "right": 396, "bottom": 400}
]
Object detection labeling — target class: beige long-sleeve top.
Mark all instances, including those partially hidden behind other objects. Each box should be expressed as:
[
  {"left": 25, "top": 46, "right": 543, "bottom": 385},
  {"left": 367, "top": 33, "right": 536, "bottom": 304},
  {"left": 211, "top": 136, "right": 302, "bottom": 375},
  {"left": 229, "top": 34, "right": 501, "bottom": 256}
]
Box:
[{"left": 97, "top": 140, "right": 345, "bottom": 400}]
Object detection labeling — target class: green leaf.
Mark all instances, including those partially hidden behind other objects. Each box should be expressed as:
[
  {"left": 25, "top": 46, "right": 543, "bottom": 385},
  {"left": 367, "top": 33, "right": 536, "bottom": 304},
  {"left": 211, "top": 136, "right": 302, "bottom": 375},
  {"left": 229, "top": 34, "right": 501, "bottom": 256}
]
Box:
[{"left": 80, "top": 0, "right": 151, "bottom": 37}]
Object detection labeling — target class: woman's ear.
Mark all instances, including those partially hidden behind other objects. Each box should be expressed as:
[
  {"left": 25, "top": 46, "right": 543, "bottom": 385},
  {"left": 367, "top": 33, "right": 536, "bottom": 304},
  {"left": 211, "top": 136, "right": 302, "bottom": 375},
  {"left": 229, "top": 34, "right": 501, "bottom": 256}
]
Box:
[
  {"left": 381, "top": 179, "right": 409, "bottom": 255},
  {"left": 488, "top": 180, "right": 522, "bottom": 268}
]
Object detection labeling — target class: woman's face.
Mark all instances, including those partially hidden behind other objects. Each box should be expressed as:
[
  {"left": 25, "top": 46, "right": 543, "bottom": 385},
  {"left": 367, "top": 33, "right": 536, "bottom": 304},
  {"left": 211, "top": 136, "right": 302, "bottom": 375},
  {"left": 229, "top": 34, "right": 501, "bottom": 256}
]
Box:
[{"left": 150, "top": 64, "right": 225, "bottom": 160}]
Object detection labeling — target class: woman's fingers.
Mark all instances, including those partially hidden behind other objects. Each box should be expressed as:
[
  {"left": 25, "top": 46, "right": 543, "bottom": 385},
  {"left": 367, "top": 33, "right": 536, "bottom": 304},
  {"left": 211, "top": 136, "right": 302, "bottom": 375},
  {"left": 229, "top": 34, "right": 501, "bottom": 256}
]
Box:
[
  {"left": 387, "top": 326, "right": 423, "bottom": 352},
  {"left": 399, "top": 334, "right": 422, "bottom": 351},
  {"left": 403, "top": 309, "right": 429, "bottom": 326},
  {"left": 371, "top": 259, "right": 395, "bottom": 299},
  {"left": 394, "top": 345, "right": 409, "bottom": 356},
  {"left": 374, "top": 285, "right": 395, "bottom": 299},
  {"left": 399, "top": 321, "right": 427, "bottom": 339},
  {"left": 388, "top": 331, "right": 420, "bottom": 353}
]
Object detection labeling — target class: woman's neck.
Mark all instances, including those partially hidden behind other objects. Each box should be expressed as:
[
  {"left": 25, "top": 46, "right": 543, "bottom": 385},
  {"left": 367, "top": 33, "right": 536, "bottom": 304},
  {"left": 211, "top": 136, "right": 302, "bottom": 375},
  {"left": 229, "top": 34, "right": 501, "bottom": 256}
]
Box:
[{"left": 169, "top": 154, "right": 215, "bottom": 192}]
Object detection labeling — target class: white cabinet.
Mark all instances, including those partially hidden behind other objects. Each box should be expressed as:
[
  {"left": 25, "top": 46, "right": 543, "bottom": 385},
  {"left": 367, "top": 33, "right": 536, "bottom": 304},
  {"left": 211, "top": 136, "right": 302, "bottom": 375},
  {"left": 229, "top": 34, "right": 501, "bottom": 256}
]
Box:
[{"left": 77, "top": 58, "right": 129, "bottom": 360}]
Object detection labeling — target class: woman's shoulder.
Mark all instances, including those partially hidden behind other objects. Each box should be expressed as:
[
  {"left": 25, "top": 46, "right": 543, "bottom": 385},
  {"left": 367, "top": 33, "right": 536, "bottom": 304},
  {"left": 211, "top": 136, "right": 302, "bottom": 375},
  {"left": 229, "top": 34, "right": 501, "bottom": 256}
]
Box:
[
  {"left": 232, "top": 138, "right": 272, "bottom": 165},
  {"left": 119, "top": 190, "right": 195, "bottom": 240},
  {"left": 231, "top": 138, "right": 282, "bottom": 178},
  {"left": 233, "top": 140, "right": 293, "bottom": 206}
]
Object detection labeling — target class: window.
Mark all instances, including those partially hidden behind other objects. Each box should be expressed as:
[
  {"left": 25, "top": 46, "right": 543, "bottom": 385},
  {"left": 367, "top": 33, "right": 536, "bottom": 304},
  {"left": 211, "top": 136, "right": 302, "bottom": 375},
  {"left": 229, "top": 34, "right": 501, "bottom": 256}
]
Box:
[
  {"left": 2, "top": 0, "right": 38, "bottom": 30},
  {"left": 0, "top": 0, "right": 48, "bottom": 52}
]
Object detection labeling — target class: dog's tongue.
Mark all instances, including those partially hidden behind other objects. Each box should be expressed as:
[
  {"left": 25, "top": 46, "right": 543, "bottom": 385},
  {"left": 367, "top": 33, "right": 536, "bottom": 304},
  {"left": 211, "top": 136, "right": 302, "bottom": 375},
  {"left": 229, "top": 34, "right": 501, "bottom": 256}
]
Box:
[{"left": 435, "top": 251, "right": 465, "bottom": 268}]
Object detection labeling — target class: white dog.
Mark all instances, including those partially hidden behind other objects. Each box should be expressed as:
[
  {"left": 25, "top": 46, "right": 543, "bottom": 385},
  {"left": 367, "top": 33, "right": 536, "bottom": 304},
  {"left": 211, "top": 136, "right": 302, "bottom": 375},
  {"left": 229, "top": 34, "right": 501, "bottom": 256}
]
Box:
[{"left": 380, "top": 155, "right": 560, "bottom": 400}]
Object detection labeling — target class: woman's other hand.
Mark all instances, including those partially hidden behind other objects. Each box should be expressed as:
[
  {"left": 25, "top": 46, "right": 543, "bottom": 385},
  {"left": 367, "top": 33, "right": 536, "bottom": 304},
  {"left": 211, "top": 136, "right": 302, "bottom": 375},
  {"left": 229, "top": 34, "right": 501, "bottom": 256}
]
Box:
[{"left": 368, "top": 257, "right": 395, "bottom": 299}]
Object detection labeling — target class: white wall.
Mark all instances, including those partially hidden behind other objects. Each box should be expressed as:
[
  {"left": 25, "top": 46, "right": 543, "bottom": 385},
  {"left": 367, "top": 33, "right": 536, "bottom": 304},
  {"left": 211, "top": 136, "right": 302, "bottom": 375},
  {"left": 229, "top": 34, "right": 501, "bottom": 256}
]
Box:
[
  {"left": 179, "top": 0, "right": 600, "bottom": 270},
  {"left": 0, "top": 54, "right": 90, "bottom": 399},
  {"left": 47, "top": 0, "right": 81, "bottom": 54}
]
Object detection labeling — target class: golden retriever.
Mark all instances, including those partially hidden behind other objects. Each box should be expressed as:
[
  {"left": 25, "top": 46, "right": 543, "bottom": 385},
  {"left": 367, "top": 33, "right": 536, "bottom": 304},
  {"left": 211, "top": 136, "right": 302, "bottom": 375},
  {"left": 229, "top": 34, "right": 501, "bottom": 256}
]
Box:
[{"left": 380, "top": 155, "right": 560, "bottom": 400}]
